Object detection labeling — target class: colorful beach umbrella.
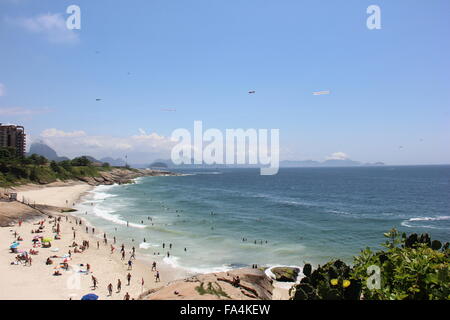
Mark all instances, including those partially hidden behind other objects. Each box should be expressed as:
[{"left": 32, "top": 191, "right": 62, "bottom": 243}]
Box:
[
  {"left": 81, "top": 294, "right": 99, "bottom": 300},
  {"left": 42, "top": 238, "right": 52, "bottom": 243},
  {"left": 10, "top": 242, "right": 20, "bottom": 249}
]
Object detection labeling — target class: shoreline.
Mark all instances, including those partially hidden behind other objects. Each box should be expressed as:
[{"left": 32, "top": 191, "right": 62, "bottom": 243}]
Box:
[
  {"left": 0, "top": 180, "right": 189, "bottom": 300},
  {"left": 1, "top": 179, "right": 293, "bottom": 300}
]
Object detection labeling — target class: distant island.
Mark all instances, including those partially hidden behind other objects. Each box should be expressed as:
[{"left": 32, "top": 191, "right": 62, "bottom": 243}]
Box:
[{"left": 26, "top": 141, "right": 385, "bottom": 170}]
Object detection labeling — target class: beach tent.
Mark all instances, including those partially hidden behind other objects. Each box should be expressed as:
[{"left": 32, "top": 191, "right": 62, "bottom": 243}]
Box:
[{"left": 81, "top": 294, "right": 99, "bottom": 300}]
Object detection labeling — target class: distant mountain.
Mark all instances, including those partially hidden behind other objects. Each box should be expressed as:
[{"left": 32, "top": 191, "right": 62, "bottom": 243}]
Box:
[
  {"left": 28, "top": 142, "right": 69, "bottom": 162},
  {"left": 81, "top": 155, "right": 101, "bottom": 163},
  {"left": 322, "top": 159, "right": 362, "bottom": 167},
  {"left": 149, "top": 161, "right": 169, "bottom": 168},
  {"left": 280, "top": 160, "right": 321, "bottom": 167},
  {"left": 280, "top": 159, "right": 384, "bottom": 167},
  {"left": 99, "top": 157, "right": 126, "bottom": 167},
  {"left": 140, "top": 158, "right": 385, "bottom": 169}
]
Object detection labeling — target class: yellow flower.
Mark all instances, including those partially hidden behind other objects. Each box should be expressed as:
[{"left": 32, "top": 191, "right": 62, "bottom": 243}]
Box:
[
  {"left": 330, "top": 279, "right": 338, "bottom": 286},
  {"left": 343, "top": 280, "right": 351, "bottom": 288}
]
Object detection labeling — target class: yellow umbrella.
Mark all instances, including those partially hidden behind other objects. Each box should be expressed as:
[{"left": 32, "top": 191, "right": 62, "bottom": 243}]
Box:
[{"left": 42, "top": 238, "right": 52, "bottom": 243}]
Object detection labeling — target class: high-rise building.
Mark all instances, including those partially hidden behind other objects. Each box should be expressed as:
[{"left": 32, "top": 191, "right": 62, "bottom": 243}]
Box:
[{"left": 0, "top": 124, "right": 26, "bottom": 156}]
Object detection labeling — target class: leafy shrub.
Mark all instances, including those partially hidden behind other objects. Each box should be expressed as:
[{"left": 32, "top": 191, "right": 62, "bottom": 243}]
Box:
[
  {"left": 290, "top": 260, "right": 361, "bottom": 300},
  {"left": 352, "top": 229, "right": 450, "bottom": 300}
]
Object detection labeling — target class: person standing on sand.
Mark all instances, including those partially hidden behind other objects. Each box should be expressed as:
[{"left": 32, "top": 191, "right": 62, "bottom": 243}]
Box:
[
  {"left": 86, "top": 263, "right": 90, "bottom": 273},
  {"left": 97, "top": 241, "right": 100, "bottom": 249},
  {"left": 91, "top": 276, "right": 98, "bottom": 289},
  {"left": 117, "top": 279, "right": 122, "bottom": 293},
  {"left": 127, "top": 273, "right": 131, "bottom": 286},
  {"left": 152, "top": 261, "right": 157, "bottom": 271},
  {"left": 73, "top": 231, "right": 76, "bottom": 240},
  {"left": 121, "top": 251, "right": 125, "bottom": 260},
  {"left": 155, "top": 271, "right": 160, "bottom": 282},
  {"left": 107, "top": 283, "right": 113, "bottom": 296},
  {"left": 92, "top": 227, "right": 95, "bottom": 234},
  {"left": 127, "top": 260, "right": 133, "bottom": 270},
  {"left": 124, "top": 292, "right": 130, "bottom": 300},
  {"left": 114, "top": 236, "right": 116, "bottom": 244}
]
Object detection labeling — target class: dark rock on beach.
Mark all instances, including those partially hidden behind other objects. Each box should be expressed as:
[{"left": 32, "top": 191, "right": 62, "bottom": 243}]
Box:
[{"left": 271, "top": 267, "right": 300, "bottom": 282}]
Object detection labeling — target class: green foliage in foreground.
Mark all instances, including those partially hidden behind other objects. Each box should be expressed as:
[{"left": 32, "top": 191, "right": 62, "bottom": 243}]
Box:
[
  {"left": 0, "top": 147, "right": 111, "bottom": 187},
  {"left": 291, "top": 229, "right": 450, "bottom": 300},
  {"left": 352, "top": 229, "right": 449, "bottom": 300}
]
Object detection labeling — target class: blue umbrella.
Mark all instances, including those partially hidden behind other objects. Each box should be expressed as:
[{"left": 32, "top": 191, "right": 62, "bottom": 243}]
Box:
[
  {"left": 10, "top": 242, "right": 20, "bottom": 249},
  {"left": 81, "top": 293, "right": 99, "bottom": 300}
]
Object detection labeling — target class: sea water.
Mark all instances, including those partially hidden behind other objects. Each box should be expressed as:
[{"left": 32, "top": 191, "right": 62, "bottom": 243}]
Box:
[{"left": 75, "top": 166, "right": 450, "bottom": 273}]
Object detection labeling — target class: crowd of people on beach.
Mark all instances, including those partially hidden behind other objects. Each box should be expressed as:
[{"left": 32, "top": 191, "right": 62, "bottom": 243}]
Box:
[{"left": 7, "top": 213, "right": 165, "bottom": 300}]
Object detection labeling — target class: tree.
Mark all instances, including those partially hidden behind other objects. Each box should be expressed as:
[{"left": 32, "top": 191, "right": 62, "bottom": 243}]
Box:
[
  {"left": 0, "top": 147, "right": 16, "bottom": 160},
  {"left": 50, "top": 161, "right": 60, "bottom": 173},
  {"left": 71, "top": 156, "right": 91, "bottom": 166}
]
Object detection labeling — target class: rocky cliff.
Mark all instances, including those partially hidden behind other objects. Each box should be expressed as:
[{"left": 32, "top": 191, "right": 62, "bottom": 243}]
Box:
[{"left": 77, "top": 168, "right": 180, "bottom": 186}]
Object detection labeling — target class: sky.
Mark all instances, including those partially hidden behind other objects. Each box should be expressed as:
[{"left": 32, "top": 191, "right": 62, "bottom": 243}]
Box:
[{"left": 0, "top": 0, "right": 449, "bottom": 165}]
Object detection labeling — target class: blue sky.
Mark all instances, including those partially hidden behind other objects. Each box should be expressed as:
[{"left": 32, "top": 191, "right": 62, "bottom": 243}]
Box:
[{"left": 0, "top": 0, "right": 449, "bottom": 164}]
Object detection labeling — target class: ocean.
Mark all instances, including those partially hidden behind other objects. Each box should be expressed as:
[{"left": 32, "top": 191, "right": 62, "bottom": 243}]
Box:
[{"left": 75, "top": 166, "right": 450, "bottom": 274}]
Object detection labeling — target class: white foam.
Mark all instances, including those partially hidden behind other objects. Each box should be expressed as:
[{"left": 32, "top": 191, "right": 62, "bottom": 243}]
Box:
[
  {"left": 401, "top": 216, "right": 450, "bottom": 230},
  {"left": 163, "top": 255, "right": 180, "bottom": 268},
  {"left": 93, "top": 206, "right": 146, "bottom": 229},
  {"left": 408, "top": 216, "right": 450, "bottom": 222},
  {"left": 139, "top": 242, "right": 158, "bottom": 249}
]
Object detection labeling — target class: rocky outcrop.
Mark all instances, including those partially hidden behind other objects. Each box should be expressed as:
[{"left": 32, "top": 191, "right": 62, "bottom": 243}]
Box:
[
  {"left": 0, "top": 200, "right": 44, "bottom": 227},
  {"left": 140, "top": 268, "right": 274, "bottom": 300},
  {"left": 78, "top": 168, "right": 180, "bottom": 186},
  {"left": 271, "top": 267, "right": 300, "bottom": 282}
]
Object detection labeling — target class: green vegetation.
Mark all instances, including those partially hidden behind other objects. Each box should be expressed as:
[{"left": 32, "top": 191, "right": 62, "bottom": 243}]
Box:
[
  {"left": 0, "top": 147, "right": 111, "bottom": 187},
  {"left": 195, "top": 282, "right": 230, "bottom": 298},
  {"left": 291, "top": 229, "right": 450, "bottom": 300}
]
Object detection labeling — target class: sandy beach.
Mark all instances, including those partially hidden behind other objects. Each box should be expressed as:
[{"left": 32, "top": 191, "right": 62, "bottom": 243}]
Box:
[{"left": 0, "top": 182, "right": 187, "bottom": 300}]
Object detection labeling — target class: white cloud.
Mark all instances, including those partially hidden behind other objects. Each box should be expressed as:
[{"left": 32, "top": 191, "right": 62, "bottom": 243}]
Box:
[
  {"left": 7, "top": 13, "right": 79, "bottom": 44},
  {"left": 41, "top": 128, "right": 86, "bottom": 138},
  {"left": 0, "top": 83, "right": 5, "bottom": 96},
  {"left": 326, "top": 152, "right": 349, "bottom": 160},
  {"left": 0, "top": 106, "right": 51, "bottom": 116},
  {"left": 38, "top": 128, "right": 175, "bottom": 163}
]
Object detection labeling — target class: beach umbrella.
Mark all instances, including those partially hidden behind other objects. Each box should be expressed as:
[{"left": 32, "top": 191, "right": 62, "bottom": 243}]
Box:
[
  {"left": 81, "top": 294, "right": 99, "bottom": 300},
  {"left": 42, "top": 238, "right": 52, "bottom": 243},
  {"left": 10, "top": 242, "right": 20, "bottom": 249}
]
